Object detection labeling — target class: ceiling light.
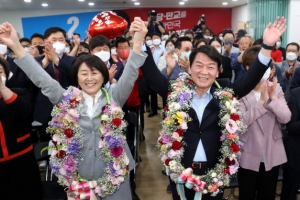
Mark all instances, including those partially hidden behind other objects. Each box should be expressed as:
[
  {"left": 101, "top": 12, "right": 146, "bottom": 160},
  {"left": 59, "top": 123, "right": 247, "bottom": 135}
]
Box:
[
  {"left": 78, "top": 0, "right": 85, "bottom": 1},
  {"left": 41, "top": 3, "right": 48, "bottom": 7},
  {"left": 134, "top": 2, "right": 140, "bottom": 5},
  {"left": 179, "top": 2, "right": 185, "bottom": 5},
  {"left": 132, "top": 0, "right": 137, "bottom": 1},
  {"left": 183, "top": 0, "right": 188, "bottom": 1},
  {"left": 232, "top": 0, "right": 238, "bottom": 1},
  {"left": 24, "top": 0, "right": 31, "bottom": 2},
  {"left": 222, "top": 2, "right": 228, "bottom": 5},
  {"left": 88, "top": 2, "right": 94, "bottom": 6}
]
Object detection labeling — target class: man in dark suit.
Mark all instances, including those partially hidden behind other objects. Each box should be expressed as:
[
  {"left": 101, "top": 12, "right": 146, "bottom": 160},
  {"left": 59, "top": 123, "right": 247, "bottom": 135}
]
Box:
[
  {"left": 140, "top": 17, "right": 286, "bottom": 200},
  {"left": 281, "top": 87, "right": 300, "bottom": 200},
  {"left": 34, "top": 27, "right": 77, "bottom": 142}
]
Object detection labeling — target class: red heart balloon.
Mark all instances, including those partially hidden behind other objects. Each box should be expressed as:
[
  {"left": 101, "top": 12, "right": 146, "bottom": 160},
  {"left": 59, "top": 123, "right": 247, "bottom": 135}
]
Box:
[{"left": 88, "top": 11, "right": 128, "bottom": 39}]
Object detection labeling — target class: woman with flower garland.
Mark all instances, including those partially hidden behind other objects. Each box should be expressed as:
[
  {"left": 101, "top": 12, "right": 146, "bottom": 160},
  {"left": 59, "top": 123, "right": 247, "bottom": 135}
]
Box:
[
  {"left": 0, "top": 17, "right": 148, "bottom": 200},
  {"left": 237, "top": 46, "right": 291, "bottom": 200},
  {"left": 140, "top": 17, "right": 287, "bottom": 200}
]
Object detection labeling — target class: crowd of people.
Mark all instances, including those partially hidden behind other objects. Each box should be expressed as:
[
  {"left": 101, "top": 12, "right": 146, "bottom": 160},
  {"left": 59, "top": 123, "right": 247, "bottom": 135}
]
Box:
[{"left": 0, "top": 9, "right": 299, "bottom": 200}]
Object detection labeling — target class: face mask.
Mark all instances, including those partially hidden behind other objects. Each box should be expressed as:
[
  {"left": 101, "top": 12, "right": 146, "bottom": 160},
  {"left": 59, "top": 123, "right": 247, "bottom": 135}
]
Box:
[
  {"left": 224, "top": 39, "right": 234, "bottom": 47},
  {"left": 181, "top": 51, "right": 191, "bottom": 60},
  {"left": 117, "top": 49, "right": 130, "bottom": 60},
  {"left": 216, "top": 47, "right": 222, "bottom": 54},
  {"left": 180, "top": 35, "right": 185, "bottom": 38},
  {"left": 64, "top": 47, "right": 70, "bottom": 54},
  {"left": 162, "top": 35, "right": 169, "bottom": 40},
  {"left": 0, "top": 44, "right": 7, "bottom": 55},
  {"left": 166, "top": 46, "right": 175, "bottom": 53},
  {"left": 111, "top": 48, "right": 117, "bottom": 55},
  {"left": 204, "top": 35, "right": 212, "bottom": 40},
  {"left": 94, "top": 50, "right": 110, "bottom": 62},
  {"left": 276, "top": 42, "right": 281, "bottom": 47},
  {"left": 24, "top": 47, "right": 29, "bottom": 53},
  {"left": 52, "top": 42, "right": 66, "bottom": 55},
  {"left": 261, "top": 67, "right": 271, "bottom": 82},
  {"left": 1, "top": 76, "right": 6, "bottom": 85},
  {"left": 153, "top": 39, "right": 161, "bottom": 46},
  {"left": 219, "top": 36, "right": 224, "bottom": 41},
  {"left": 286, "top": 52, "right": 298, "bottom": 61},
  {"left": 146, "top": 40, "right": 153, "bottom": 46}
]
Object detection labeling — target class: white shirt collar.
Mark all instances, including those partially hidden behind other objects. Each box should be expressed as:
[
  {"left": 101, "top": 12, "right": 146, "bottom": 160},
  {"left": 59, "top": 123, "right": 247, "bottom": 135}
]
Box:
[
  {"left": 193, "top": 87, "right": 211, "bottom": 98},
  {"left": 82, "top": 89, "right": 103, "bottom": 118}
]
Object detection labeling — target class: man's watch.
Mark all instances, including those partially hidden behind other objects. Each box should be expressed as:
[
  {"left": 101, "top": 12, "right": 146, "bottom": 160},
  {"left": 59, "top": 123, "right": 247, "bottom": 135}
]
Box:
[{"left": 262, "top": 43, "right": 275, "bottom": 50}]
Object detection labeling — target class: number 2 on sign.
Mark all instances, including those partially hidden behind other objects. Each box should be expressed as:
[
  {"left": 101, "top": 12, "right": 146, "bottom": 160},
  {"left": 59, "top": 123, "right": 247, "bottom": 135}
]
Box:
[{"left": 67, "top": 16, "right": 79, "bottom": 38}]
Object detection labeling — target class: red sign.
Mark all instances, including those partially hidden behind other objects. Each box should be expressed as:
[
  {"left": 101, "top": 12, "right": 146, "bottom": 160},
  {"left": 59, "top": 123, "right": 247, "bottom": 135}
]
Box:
[{"left": 123, "top": 8, "right": 232, "bottom": 35}]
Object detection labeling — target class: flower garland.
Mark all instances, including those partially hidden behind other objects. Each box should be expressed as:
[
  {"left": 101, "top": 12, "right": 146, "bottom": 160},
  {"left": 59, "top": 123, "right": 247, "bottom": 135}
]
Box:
[
  {"left": 46, "top": 86, "right": 129, "bottom": 199},
  {"left": 158, "top": 73, "right": 246, "bottom": 198}
]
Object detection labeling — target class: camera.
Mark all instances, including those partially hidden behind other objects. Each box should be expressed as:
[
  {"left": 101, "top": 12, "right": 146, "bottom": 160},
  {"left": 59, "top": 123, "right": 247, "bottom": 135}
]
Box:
[
  {"left": 199, "top": 14, "right": 206, "bottom": 25},
  {"left": 149, "top": 10, "right": 158, "bottom": 22}
]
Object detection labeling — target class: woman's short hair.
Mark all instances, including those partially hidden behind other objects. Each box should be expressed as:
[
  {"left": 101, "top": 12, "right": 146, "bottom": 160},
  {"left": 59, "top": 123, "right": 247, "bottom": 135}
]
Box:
[
  {"left": 0, "top": 57, "right": 10, "bottom": 78},
  {"left": 71, "top": 55, "right": 109, "bottom": 87},
  {"left": 165, "top": 39, "right": 175, "bottom": 47},
  {"left": 242, "top": 46, "right": 261, "bottom": 70},
  {"left": 195, "top": 39, "right": 208, "bottom": 47}
]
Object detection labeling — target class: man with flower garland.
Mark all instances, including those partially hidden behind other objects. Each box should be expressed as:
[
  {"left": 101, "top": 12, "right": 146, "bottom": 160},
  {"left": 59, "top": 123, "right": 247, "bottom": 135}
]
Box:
[{"left": 140, "top": 17, "right": 287, "bottom": 200}]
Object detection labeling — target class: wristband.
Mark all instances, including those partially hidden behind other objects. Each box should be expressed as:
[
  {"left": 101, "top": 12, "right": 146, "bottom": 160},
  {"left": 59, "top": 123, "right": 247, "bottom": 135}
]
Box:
[{"left": 262, "top": 43, "right": 275, "bottom": 50}]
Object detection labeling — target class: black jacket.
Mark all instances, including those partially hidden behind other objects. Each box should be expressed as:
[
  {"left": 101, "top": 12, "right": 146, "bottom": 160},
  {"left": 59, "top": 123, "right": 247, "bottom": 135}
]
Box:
[
  {"left": 34, "top": 54, "right": 77, "bottom": 125},
  {"left": 285, "top": 88, "right": 300, "bottom": 170},
  {"left": 0, "top": 88, "right": 33, "bottom": 162},
  {"left": 140, "top": 53, "right": 269, "bottom": 170}
]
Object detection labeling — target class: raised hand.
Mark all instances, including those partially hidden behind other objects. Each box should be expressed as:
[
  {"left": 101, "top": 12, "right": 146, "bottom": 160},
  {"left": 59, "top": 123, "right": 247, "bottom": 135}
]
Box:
[
  {"left": 130, "top": 17, "right": 148, "bottom": 54},
  {"left": 165, "top": 51, "right": 176, "bottom": 69},
  {"left": 44, "top": 40, "right": 59, "bottom": 65},
  {"left": 267, "top": 77, "right": 278, "bottom": 100},
  {"left": 259, "top": 82, "right": 267, "bottom": 105},
  {"left": 263, "top": 16, "right": 287, "bottom": 46},
  {"left": 109, "top": 64, "right": 118, "bottom": 83},
  {"left": 0, "top": 22, "right": 25, "bottom": 58}
]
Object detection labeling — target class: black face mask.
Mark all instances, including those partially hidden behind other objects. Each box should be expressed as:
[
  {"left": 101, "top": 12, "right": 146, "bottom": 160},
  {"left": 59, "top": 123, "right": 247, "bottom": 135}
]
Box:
[
  {"left": 77, "top": 52, "right": 90, "bottom": 57},
  {"left": 36, "top": 45, "right": 45, "bottom": 55}
]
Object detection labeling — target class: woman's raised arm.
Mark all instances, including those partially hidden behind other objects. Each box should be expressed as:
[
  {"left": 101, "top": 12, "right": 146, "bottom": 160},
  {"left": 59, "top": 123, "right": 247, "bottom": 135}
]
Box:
[{"left": 0, "top": 22, "right": 65, "bottom": 105}]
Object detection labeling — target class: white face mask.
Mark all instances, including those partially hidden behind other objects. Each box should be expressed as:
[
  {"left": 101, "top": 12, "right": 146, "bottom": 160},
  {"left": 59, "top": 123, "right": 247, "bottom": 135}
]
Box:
[
  {"left": 166, "top": 46, "right": 175, "bottom": 53},
  {"left": 180, "top": 35, "right": 185, "bottom": 38},
  {"left": 111, "top": 48, "right": 117, "bottom": 55},
  {"left": 286, "top": 52, "right": 298, "bottom": 61},
  {"left": 181, "top": 51, "right": 191, "bottom": 60},
  {"left": 0, "top": 44, "right": 7, "bottom": 55},
  {"left": 146, "top": 40, "right": 153, "bottom": 46},
  {"left": 219, "top": 36, "right": 224, "bottom": 41},
  {"left": 94, "top": 50, "right": 110, "bottom": 62},
  {"left": 52, "top": 42, "right": 66, "bottom": 55},
  {"left": 64, "top": 47, "right": 70, "bottom": 54},
  {"left": 261, "top": 67, "right": 271, "bottom": 82},
  {"left": 1, "top": 76, "right": 6, "bottom": 85},
  {"left": 216, "top": 47, "right": 222, "bottom": 54},
  {"left": 204, "top": 35, "right": 212, "bottom": 40},
  {"left": 276, "top": 42, "right": 281, "bottom": 47},
  {"left": 162, "top": 35, "right": 169, "bottom": 40},
  {"left": 153, "top": 39, "right": 161, "bottom": 46}
]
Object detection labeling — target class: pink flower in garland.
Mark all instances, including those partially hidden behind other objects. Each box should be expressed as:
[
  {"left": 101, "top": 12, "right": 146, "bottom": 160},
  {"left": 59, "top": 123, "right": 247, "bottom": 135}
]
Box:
[
  {"left": 225, "top": 119, "right": 238, "bottom": 134},
  {"left": 63, "top": 155, "right": 77, "bottom": 173},
  {"left": 111, "top": 147, "right": 123, "bottom": 157}
]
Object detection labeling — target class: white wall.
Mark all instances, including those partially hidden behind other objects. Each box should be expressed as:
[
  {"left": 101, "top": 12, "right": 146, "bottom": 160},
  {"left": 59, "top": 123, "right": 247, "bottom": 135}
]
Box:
[
  {"left": 231, "top": 4, "right": 248, "bottom": 33},
  {"left": 287, "top": 0, "right": 300, "bottom": 45},
  {"left": 0, "top": 9, "right": 101, "bottom": 37}
]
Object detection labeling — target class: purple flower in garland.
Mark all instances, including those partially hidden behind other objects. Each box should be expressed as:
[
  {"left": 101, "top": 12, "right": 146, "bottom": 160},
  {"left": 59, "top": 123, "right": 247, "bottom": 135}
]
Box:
[
  {"left": 105, "top": 136, "right": 122, "bottom": 149},
  {"left": 63, "top": 93, "right": 72, "bottom": 101},
  {"left": 50, "top": 162, "right": 60, "bottom": 174},
  {"left": 63, "top": 156, "right": 77, "bottom": 173},
  {"left": 161, "top": 135, "right": 172, "bottom": 144},
  {"left": 109, "top": 163, "right": 117, "bottom": 175},
  {"left": 67, "top": 138, "right": 80, "bottom": 155},
  {"left": 51, "top": 122, "right": 61, "bottom": 128},
  {"left": 177, "top": 93, "right": 190, "bottom": 106}
]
